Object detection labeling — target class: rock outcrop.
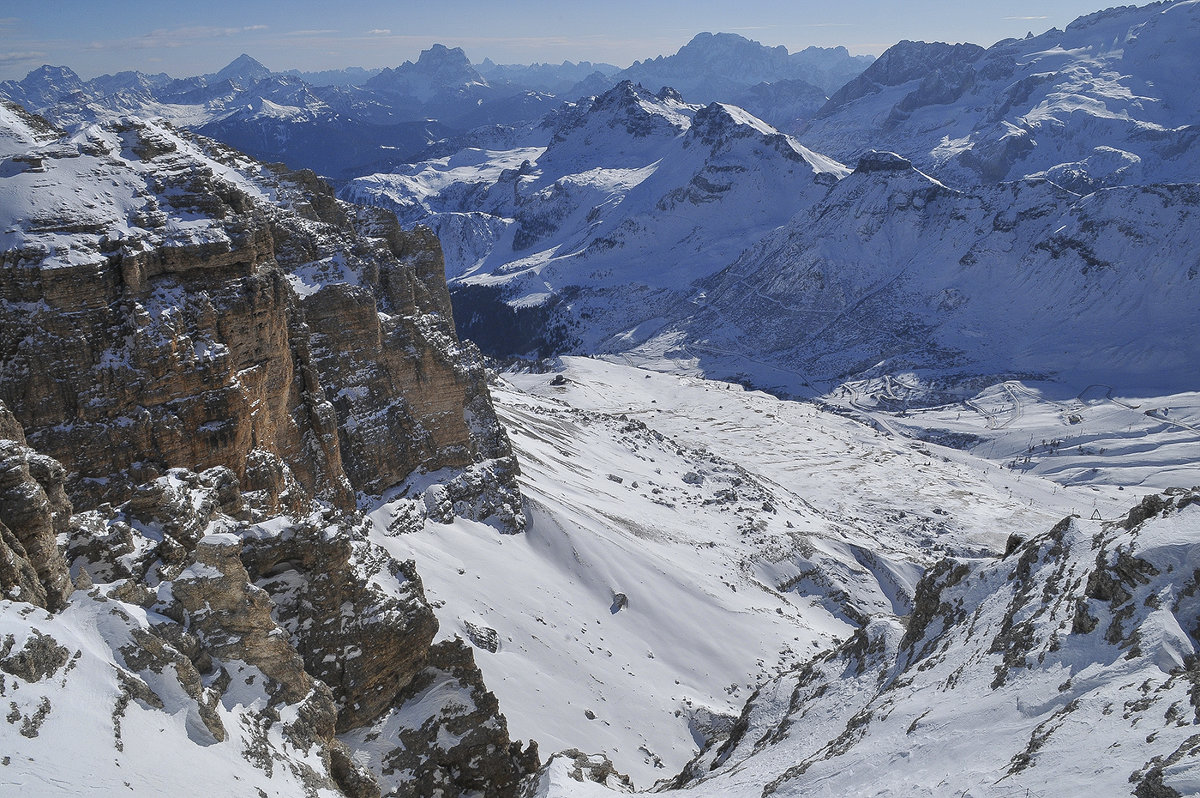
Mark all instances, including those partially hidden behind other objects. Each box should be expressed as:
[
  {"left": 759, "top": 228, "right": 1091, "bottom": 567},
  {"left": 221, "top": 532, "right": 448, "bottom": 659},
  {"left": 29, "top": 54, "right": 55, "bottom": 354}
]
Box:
[
  {"left": 677, "top": 490, "right": 1200, "bottom": 796},
  {"left": 0, "top": 403, "right": 73, "bottom": 609},
  {"left": 0, "top": 110, "right": 522, "bottom": 527},
  {"left": 0, "top": 104, "right": 535, "bottom": 797},
  {"left": 343, "top": 637, "right": 539, "bottom": 798}
]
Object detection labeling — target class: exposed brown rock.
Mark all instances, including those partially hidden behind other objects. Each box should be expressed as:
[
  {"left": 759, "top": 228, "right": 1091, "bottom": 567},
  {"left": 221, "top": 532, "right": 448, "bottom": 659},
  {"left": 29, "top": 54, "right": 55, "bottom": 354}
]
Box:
[
  {"left": 166, "top": 533, "right": 314, "bottom": 705},
  {"left": 0, "top": 429, "right": 73, "bottom": 609},
  {"left": 0, "top": 117, "right": 522, "bottom": 530},
  {"left": 240, "top": 518, "right": 438, "bottom": 732},
  {"left": 363, "top": 638, "right": 539, "bottom": 798}
]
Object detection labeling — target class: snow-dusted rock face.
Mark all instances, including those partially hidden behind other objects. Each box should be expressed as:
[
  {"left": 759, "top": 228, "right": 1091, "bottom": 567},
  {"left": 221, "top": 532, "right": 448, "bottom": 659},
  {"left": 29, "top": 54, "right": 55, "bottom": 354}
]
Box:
[
  {"left": 0, "top": 453, "right": 537, "bottom": 797},
  {"left": 0, "top": 102, "right": 521, "bottom": 524},
  {"left": 803, "top": 1, "right": 1200, "bottom": 188},
  {"left": 615, "top": 32, "right": 873, "bottom": 100},
  {"left": 0, "top": 101, "right": 535, "bottom": 795},
  {"left": 0, "top": 403, "right": 73, "bottom": 610},
  {"left": 674, "top": 489, "right": 1200, "bottom": 797}
]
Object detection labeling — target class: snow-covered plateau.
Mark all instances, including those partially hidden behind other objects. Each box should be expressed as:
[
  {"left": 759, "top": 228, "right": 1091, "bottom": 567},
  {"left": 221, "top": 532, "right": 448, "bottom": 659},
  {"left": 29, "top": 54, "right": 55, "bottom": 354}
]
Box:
[{"left": 368, "top": 357, "right": 1200, "bottom": 793}]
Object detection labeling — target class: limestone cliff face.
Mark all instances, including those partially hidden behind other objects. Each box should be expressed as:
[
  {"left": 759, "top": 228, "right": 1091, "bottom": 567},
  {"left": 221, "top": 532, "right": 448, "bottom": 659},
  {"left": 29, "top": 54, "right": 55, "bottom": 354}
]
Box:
[
  {"left": 0, "top": 404, "right": 73, "bottom": 610},
  {"left": 0, "top": 104, "right": 534, "bottom": 796},
  {"left": 263, "top": 167, "right": 515, "bottom": 502},
  {"left": 0, "top": 106, "right": 522, "bottom": 526}
]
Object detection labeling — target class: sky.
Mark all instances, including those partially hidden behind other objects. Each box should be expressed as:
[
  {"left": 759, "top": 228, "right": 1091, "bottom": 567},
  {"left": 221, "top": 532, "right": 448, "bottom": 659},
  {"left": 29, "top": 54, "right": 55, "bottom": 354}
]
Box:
[{"left": 0, "top": 0, "right": 1125, "bottom": 80}]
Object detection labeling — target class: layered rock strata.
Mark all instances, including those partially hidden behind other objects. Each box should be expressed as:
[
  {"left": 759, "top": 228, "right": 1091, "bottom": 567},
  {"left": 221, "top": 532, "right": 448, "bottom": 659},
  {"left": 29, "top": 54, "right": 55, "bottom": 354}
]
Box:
[
  {"left": 0, "top": 103, "right": 534, "bottom": 797},
  {"left": 0, "top": 103, "right": 521, "bottom": 528}
]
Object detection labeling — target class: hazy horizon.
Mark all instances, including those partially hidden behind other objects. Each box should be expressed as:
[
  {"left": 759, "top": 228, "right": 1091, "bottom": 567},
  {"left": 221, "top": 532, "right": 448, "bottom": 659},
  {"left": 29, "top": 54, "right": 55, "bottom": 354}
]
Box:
[{"left": 0, "top": 0, "right": 1123, "bottom": 81}]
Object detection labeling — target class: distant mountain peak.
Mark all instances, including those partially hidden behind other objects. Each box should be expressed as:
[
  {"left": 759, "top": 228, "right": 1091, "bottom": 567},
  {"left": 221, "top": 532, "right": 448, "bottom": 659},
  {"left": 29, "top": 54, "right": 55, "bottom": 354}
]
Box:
[
  {"left": 615, "top": 31, "right": 873, "bottom": 101},
  {"left": 212, "top": 53, "right": 271, "bottom": 85},
  {"left": 365, "top": 43, "right": 487, "bottom": 99},
  {"left": 417, "top": 43, "right": 471, "bottom": 68},
  {"left": 26, "top": 64, "right": 82, "bottom": 81},
  {"left": 681, "top": 31, "right": 787, "bottom": 56}
]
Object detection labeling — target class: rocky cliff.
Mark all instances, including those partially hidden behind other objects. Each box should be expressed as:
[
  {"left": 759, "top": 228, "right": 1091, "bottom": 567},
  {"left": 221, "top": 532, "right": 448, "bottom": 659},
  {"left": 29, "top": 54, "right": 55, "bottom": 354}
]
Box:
[
  {"left": 0, "top": 99, "right": 534, "bottom": 796},
  {"left": 675, "top": 489, "right": 1200, "bottom": 797}
]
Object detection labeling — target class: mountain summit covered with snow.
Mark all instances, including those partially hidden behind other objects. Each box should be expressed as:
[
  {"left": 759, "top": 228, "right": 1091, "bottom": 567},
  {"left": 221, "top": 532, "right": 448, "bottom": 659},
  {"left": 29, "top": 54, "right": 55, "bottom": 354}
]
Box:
[
  {"left": 342, "top": 80, "right": 848, "bottom": 357},
  {"left": 803, "top": 1, "right": 1200, "bottom": 189}
]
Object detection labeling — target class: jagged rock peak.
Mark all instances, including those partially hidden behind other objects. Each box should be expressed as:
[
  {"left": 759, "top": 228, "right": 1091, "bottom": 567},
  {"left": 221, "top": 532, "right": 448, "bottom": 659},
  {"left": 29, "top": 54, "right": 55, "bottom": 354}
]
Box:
[
  {"left": 416, "top": 43, "right": 473, "bottom": 70},
  {"left": 547, "top": 80, "right": 696, "bottom": 148},
  {"left": 819, "top": 40, "right": 985, "bottom": 114},
  {"left": 617, "top": 31, "right": 873, "bottom": 98},
  {"left": 593, "top": 80, "right": 660, "bottom": 107},
  {"left": 860, "top": 40, "right": 985, "bottom": 86},
  {"left": 18, "top": 64, "right": 83, "bottom": 86},
  {"left": 854, "top": 150, "right": 914, "bottom": 173},
  {"left": 583, "top": 80, "right": 696, "bottom": 124},
  {"left": 689, "top": 102, "right": 777, "bottom": 140},
  {"left": 678, "top": 31, "right": 790, "bottom": 60},
  {"left": 364, "top": 44, "right": 488, "bottom": 99}
]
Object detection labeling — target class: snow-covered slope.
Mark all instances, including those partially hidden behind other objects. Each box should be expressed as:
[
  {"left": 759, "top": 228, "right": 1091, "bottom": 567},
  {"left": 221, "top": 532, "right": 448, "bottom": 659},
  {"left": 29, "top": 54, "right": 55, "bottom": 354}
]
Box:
[
  {"left": 673, "top": 488, "right": 1200, "bottom": 798},
  {"left": 629, "top": 150, "right": 1200, "bottom": 397},
  {"left": 342, "top": 81, "right": 848, "bottom": 355},
  {"left": 366, "top": 356, "right": 1136, "bottom": 787},
  {"left": 802, "top": 0, "right": 1200, "bottom": 189}
]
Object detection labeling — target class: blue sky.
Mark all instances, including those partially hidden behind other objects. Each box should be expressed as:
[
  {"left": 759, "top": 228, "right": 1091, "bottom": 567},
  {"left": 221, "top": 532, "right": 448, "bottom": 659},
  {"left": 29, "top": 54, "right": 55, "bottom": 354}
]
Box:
[{"left": 0, "top": 0, "right": 1119, "bottom": 80}]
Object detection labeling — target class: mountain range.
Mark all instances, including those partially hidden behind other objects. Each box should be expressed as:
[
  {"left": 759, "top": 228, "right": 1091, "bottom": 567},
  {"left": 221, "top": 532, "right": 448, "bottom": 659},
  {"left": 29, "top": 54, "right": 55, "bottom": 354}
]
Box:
[
  {"left": 0, "top": 34, "right": 869, "bottom": 179},
  {"left": 340, "top": 1, "right": 1200, "bottom": 405}
]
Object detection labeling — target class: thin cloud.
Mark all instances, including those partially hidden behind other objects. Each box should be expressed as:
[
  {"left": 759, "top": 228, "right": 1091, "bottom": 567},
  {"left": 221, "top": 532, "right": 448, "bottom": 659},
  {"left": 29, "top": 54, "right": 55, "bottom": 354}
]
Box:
[
  {"left": 0, "top": 50, "right": 46, "bottom": 64},
  {"left": 286, "top": 29, "right": 339, "bottom": 37},
  {"left": 1003, "top": 15, "right": 1048, "bottom": 20},
  {"left": 140, "top": 24, "right": 268, "bottom": 41},
  {"left": 368, "top": 29, "right": 392, "bottom": 36},
  {"left": 82, "top": 24, "right": 271, "bottom": 51}
]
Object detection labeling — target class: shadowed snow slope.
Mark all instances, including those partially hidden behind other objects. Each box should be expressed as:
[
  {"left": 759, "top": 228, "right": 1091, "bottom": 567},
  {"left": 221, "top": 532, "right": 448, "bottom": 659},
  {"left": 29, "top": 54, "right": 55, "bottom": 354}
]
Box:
[{"left": 635, "top": 151, "right": 1200, "bottom": 397}]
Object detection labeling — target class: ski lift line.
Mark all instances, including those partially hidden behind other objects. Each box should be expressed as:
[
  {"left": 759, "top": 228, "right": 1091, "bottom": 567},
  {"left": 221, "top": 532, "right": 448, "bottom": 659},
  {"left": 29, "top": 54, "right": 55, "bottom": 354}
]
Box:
[{"left": 1081, "top": 383, "right": 1200, "bottom": 436}]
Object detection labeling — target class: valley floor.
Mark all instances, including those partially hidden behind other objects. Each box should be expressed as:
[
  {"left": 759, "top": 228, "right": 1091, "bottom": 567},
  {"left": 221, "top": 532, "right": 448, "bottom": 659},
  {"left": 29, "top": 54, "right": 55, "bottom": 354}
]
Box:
[{"left": 364, "top": 357, "right": 1198, "bottom": 791}]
